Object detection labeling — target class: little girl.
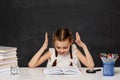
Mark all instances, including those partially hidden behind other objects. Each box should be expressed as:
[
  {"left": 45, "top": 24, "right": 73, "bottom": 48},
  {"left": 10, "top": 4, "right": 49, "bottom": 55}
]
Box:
[{"left": 28, "top": 28, "right": 94, "bottom": 68}]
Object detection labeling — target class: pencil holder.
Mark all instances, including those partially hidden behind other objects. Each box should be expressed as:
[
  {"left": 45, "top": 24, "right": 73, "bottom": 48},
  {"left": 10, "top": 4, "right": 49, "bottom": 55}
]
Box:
[{"left": 103, "top": 62, "right": 114, "bottom": 76}]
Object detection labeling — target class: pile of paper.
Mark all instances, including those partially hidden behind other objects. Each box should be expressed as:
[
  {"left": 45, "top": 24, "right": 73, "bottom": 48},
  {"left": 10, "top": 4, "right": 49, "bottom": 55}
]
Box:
[{"left": 0, "top": 46, "right": 18, "bottom": 72}]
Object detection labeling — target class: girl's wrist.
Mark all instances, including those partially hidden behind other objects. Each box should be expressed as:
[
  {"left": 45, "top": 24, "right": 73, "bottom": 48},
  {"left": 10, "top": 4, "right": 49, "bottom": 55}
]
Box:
[
  {"left": 41, "top": 46, "right": 47, "bottom": 51},
  {"left": 81, "top": 44, "right": 87, "bottom": 49}
]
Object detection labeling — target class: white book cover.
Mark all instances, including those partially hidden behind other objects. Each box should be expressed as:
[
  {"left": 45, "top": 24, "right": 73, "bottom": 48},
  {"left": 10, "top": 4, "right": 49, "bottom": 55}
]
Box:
[
  {"left": 0, "top": 58, "right": 17, "bottom": 65},
  {"left": 0, "top": 62, "right": 18, "bottom": 72},
  {"left": 0, "top": 62, "right": 17, "bottom": 70},
  {"left": 43, "top": 66, "right": 82, "bottom": 75},
  {"left": 0, "top": 46, "right": 17, "bottom": 53},
  {"left": 0, "top": 54, "right": 17, "bottom": 60},
  {"left": 0, "top": 51, "right": 17, "bottom": 56}
]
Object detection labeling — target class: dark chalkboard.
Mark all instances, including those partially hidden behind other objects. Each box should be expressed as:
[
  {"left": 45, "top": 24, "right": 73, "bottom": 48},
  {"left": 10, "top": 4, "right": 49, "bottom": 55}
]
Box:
[{"left": 0, "top": 0, "right": 120, "bottom": 67}]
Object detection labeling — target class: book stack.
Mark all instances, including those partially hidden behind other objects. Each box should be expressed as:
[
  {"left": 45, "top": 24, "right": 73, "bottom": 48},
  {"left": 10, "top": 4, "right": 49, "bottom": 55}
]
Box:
[{"left": 0, "top": 46, "right": 18, "bottom": 72}]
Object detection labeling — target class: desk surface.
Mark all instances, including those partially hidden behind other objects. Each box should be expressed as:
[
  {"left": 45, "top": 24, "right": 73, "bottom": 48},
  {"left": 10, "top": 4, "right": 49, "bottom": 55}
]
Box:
[{"left": 0, "top": 67, "right": 120, "bottom": 80}]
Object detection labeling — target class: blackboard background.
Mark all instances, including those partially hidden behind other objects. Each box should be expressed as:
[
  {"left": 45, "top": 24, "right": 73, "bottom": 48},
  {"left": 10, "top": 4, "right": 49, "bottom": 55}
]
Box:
[{"left": 0, "top": 0, "right": 120, "bottom": 67}]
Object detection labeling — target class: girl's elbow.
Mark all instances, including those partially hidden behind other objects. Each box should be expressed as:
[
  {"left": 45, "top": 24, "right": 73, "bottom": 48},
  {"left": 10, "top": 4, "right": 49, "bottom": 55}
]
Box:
[
  {"left": 88, "top": 63, "right": 95, "bottom": 68},
  {"left": 28, "top": 63, "right": 36, "bottom": 68}
]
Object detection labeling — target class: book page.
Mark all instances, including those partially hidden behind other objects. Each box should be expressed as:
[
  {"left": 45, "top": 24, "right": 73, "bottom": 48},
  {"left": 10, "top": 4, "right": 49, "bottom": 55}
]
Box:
[
  {"left": 43, "top": 67, "right": 63, "bottom": 75},
  {"left": 43, "top": 66, "right": 81, "bottom": 75},
  {"left": 61, "top": 66, "right": 81, "bottom": 75}
]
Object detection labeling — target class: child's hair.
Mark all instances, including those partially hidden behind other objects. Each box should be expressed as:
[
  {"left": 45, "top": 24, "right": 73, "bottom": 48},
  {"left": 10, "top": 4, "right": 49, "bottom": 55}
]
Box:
[
  {"left": 52, "top": 28, "right": 73, "bottom": 66},
  {"left": 52, "top": 28, "right": 73, "bottom": 43}
]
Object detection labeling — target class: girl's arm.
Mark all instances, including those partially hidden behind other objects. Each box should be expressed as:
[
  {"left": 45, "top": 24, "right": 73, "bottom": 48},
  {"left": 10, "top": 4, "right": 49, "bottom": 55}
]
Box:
[
  {"left": 75, "top": 32, "right": 94, "bottom": 68},
  {"left": 28, "top": 32, "right": 50, "bottom": 68}
]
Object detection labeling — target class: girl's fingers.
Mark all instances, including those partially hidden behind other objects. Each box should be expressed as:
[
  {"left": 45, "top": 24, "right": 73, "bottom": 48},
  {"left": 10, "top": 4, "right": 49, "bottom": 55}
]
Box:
[
  {"left": 43, "top": 32, "right": 48, "bottom": 49},
  {"left": 45, "top": 32, "right": 48, "bottom": 40},
  {"left": 45, "top": 32, "right": 48, "bottom": 43},
  {"left": 76, "top": 32, "right": 78, "bottom": 40},
  {"left": 76, "top": 32, "right": 81, "bottom": 41},
  {"left": 76, "top": 32, "right": 81, "bottom": 42}
]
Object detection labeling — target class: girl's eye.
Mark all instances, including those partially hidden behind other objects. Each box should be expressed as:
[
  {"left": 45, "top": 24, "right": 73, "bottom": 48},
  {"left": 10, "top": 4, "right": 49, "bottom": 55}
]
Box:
[
  {"left": 56, "top": 47, "right": 60, "bottom": 49},
  {"left": 63, "top": 47, "right": 68, "bottom": 49}
]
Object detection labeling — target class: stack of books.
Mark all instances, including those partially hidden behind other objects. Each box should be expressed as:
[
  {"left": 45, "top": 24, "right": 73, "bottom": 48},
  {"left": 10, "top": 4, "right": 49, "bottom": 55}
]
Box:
[{"left": 0, "top": 46, "right": 18, "bottom": 72}]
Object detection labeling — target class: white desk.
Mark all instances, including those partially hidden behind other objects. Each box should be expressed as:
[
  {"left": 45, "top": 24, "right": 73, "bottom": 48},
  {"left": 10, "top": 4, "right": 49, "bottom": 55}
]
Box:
[{"left": 0, "top": 67, "right": 120, "bottom": 80}]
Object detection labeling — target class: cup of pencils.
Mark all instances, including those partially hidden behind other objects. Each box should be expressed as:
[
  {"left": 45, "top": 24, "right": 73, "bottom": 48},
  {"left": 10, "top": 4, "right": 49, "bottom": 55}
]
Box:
[{"left": 100, "top": 53, "right": 119, "bottom": 76}]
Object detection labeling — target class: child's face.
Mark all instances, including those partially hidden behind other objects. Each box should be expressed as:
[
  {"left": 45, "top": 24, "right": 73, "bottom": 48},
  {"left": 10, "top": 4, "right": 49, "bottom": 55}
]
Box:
[{"left": 54, "top": 39, "right": 71, "bottom": 55}]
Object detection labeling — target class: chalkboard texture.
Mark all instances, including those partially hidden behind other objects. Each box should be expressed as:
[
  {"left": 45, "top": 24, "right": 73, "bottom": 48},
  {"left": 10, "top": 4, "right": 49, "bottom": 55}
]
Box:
[{"left": 0, "top": 0, "right": 120, "bottom": 67}]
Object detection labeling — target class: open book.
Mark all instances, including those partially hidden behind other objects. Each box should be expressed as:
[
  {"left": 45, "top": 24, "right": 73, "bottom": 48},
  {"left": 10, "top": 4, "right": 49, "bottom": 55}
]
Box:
[{"left": 43, "top": 66, "right": 81, "bottom": 75}]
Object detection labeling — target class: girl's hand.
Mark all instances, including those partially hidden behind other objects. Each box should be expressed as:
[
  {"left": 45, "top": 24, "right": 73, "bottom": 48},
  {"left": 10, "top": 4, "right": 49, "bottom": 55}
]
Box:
[
  {"left": 42, "top": 32, "right": 48, "bottom": 50},
  {"left": 75, "top": 32, "right": 85, "bottom": 48}
]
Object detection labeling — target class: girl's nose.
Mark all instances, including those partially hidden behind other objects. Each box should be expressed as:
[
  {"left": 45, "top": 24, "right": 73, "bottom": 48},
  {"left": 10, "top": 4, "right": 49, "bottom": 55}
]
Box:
[{"left": 60, "top": 49, "right": 64, "bottom": 52}]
